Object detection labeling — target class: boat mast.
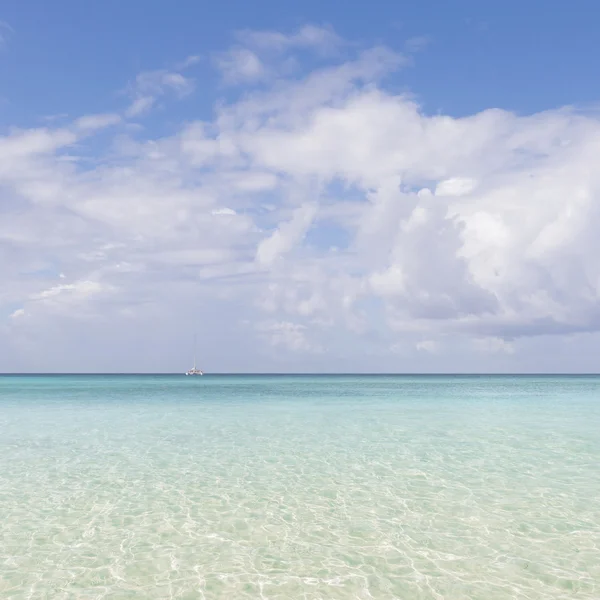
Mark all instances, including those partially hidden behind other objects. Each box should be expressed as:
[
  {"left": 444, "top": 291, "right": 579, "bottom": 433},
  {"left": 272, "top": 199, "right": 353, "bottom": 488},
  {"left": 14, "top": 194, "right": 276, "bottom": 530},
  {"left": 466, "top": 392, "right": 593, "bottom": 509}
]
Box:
[{"left": 193, "top": 334, "right": 197, "bottom": 370}]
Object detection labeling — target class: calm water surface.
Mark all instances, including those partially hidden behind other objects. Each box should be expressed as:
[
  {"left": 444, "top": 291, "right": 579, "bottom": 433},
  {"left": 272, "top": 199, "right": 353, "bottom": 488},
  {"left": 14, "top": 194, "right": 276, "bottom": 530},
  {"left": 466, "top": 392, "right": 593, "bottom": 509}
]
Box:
[{"left": 1, "top": 375, "right": 599, "bottom": 599}]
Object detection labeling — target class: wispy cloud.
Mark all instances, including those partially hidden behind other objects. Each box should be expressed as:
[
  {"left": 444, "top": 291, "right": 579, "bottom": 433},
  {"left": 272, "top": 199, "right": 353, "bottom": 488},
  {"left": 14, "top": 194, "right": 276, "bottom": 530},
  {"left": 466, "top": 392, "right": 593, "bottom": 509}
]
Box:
[
  {"left": 124, "top": 59, "right": 197, "bottom": 117},
  {"left": 0, "top": 21, "right": 14, "bottom": 48},
  {"left": 75, "top": 113, "right": 122, "bottom": 131},
  {"left": 404, "top": 35, "right": 432, "bottom": 53},
  {"left": 214, "top": 48, "right": 267, "bottom": 85},
  {"left": 235, "top": 24, "right": 342, "bottom": 53},
  {"left": 214, "top": 24, "right": 344, "bottom": 85},
  {"left": 256, "top": 204, "right": 317, "bottom": 266},
  {"left": 416, "top": 340, "right": 439, "bottom": 353},
  {"left": 256, "top": 320, "right": 321, "bottom": 353}
]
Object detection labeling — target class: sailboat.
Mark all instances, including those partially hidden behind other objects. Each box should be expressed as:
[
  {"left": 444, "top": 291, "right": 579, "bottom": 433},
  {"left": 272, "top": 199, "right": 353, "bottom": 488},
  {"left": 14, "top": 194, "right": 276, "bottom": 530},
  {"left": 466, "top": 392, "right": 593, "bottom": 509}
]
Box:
[{"left": 185, "top": 336, "right": 204, "bottom": 376}]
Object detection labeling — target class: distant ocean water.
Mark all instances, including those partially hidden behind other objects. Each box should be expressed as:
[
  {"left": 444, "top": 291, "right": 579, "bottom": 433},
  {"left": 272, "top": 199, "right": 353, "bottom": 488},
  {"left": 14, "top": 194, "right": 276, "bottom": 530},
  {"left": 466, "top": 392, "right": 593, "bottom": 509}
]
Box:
[{"left": 1, "top": 375, "right": 599, "bottom": 599}]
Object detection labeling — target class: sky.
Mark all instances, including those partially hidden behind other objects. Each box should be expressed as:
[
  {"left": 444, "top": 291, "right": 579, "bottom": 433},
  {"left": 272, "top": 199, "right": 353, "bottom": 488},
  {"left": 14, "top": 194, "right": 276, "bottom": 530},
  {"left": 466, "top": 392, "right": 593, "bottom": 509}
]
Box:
[{"left": 2, "top": 0, "right": 600, "bottom": 373}]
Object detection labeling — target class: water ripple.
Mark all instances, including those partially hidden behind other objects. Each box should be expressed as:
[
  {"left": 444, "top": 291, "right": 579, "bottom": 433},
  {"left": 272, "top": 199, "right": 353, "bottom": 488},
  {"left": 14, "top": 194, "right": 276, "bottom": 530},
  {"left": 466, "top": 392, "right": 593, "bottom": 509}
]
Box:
[{"left": 0, "top": 375, "right": 599, "bottom": 599}]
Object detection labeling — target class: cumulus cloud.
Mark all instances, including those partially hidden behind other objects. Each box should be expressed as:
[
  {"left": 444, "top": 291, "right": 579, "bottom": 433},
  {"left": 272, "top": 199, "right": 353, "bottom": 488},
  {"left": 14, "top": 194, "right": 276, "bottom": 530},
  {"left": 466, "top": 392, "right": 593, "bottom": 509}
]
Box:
[{"left": 3, "top": 25, "right": 600, "bottom": 371}]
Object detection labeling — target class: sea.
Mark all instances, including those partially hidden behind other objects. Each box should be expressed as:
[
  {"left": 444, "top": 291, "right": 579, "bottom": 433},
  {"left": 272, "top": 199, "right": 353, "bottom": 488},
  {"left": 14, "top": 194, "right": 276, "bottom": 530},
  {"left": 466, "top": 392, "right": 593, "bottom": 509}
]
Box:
[{"left": 0, "top": 374, "right": 599, "bottom": 599}]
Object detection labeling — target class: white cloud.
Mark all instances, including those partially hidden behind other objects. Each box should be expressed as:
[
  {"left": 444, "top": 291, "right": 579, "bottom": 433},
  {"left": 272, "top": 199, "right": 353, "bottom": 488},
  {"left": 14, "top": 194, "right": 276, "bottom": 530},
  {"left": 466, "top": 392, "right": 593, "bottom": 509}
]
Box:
[
  {"left": 214, "top": 48, "right": 267, "bottom": 84},
  {"left": 124, "top": 61, "right": 196, "bottom": 117},
  {"left": 133, "top": 69, "right": 194, "bottom": 98},
  {"left": 32, "top": 280, "right": 106, "bottom": 301},
  {"left": 125, "top": 97, "right": 155, "bottom": 117},
  {"left": 214, "top": 25, "right": 344, "bottom": 85},
  {"left": 0, "top": 127, "right": 76, "bottom": 160},
  {"left": 176, "top": 55, "right": 201, "bottom": 69},
  {"left": 435, "top": 177, "right": 477, "bottom": 197},
  {"left": 473, "top": 337, "right": 515, "bottom": 355},
  {"left": 4, "top": 25, "right": 600, "bottom": 371},
  {"left": 7, "top": 280, "right": 113, "bottom": 338},
  {"left": 236, "top": 24, "right": 342, "bottom": 53},
  {"left": 75, "top": 113, "right": 121, "bottom": 131},
  {"left": 369, "top": 266, "right": 405, "bottom": 297},
  {"left": 416, "top": 340, "right": 439, "bottom": 353},
  {"left": 257, "top": 321, "right": 320, "bottom": 353},
  {"left": 212, "top": 207, "right": 237, "bottom": 216},
  {"left": 256, "top": 203, "right": 317, "bottom": 266}
]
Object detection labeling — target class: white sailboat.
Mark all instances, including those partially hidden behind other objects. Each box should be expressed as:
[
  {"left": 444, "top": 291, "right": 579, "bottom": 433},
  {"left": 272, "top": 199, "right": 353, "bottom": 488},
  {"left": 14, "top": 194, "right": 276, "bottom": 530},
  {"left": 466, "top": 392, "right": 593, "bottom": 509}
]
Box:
[{"left": 185, "top": 336, "right": 204, "bottom": 376}]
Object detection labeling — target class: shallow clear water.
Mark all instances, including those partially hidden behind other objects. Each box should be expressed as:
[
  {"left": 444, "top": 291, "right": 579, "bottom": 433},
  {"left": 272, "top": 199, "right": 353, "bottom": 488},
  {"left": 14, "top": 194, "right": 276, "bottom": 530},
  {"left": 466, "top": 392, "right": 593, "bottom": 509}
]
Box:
[{"left": 1, "top": 375, "right": 599, "bottom": 599}]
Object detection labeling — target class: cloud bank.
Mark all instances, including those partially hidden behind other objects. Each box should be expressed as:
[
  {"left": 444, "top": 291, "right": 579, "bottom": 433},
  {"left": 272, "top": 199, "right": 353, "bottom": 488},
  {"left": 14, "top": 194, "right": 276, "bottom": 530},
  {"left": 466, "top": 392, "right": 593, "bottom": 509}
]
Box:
[{"left": 3, "top": 25, "right": 600, "bottom": 372}]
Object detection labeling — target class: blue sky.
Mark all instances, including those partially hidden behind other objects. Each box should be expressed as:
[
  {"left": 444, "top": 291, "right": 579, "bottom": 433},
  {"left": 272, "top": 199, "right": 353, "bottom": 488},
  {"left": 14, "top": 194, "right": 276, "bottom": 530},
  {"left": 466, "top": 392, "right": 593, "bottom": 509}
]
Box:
[
  {"left": 2, "top": 1, "right": 600, "bottom": 372},
  {"left": 3, "top": 0, "right": 600, "bottom": 124}
]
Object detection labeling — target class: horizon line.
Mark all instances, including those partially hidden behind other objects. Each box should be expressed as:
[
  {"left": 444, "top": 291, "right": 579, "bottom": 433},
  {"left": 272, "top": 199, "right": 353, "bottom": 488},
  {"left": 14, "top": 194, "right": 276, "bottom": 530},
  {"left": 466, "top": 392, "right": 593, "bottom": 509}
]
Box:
[{"left": 2, "top": 372, "right": 600, "bottom": 376}]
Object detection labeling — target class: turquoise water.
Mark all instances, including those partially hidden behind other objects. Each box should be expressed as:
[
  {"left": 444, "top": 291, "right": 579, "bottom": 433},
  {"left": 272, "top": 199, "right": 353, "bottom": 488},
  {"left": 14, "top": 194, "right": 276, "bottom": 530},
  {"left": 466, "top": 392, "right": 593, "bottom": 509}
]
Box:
[{"left": 1, "top": 375, "right": 599, "bottom": 599}]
